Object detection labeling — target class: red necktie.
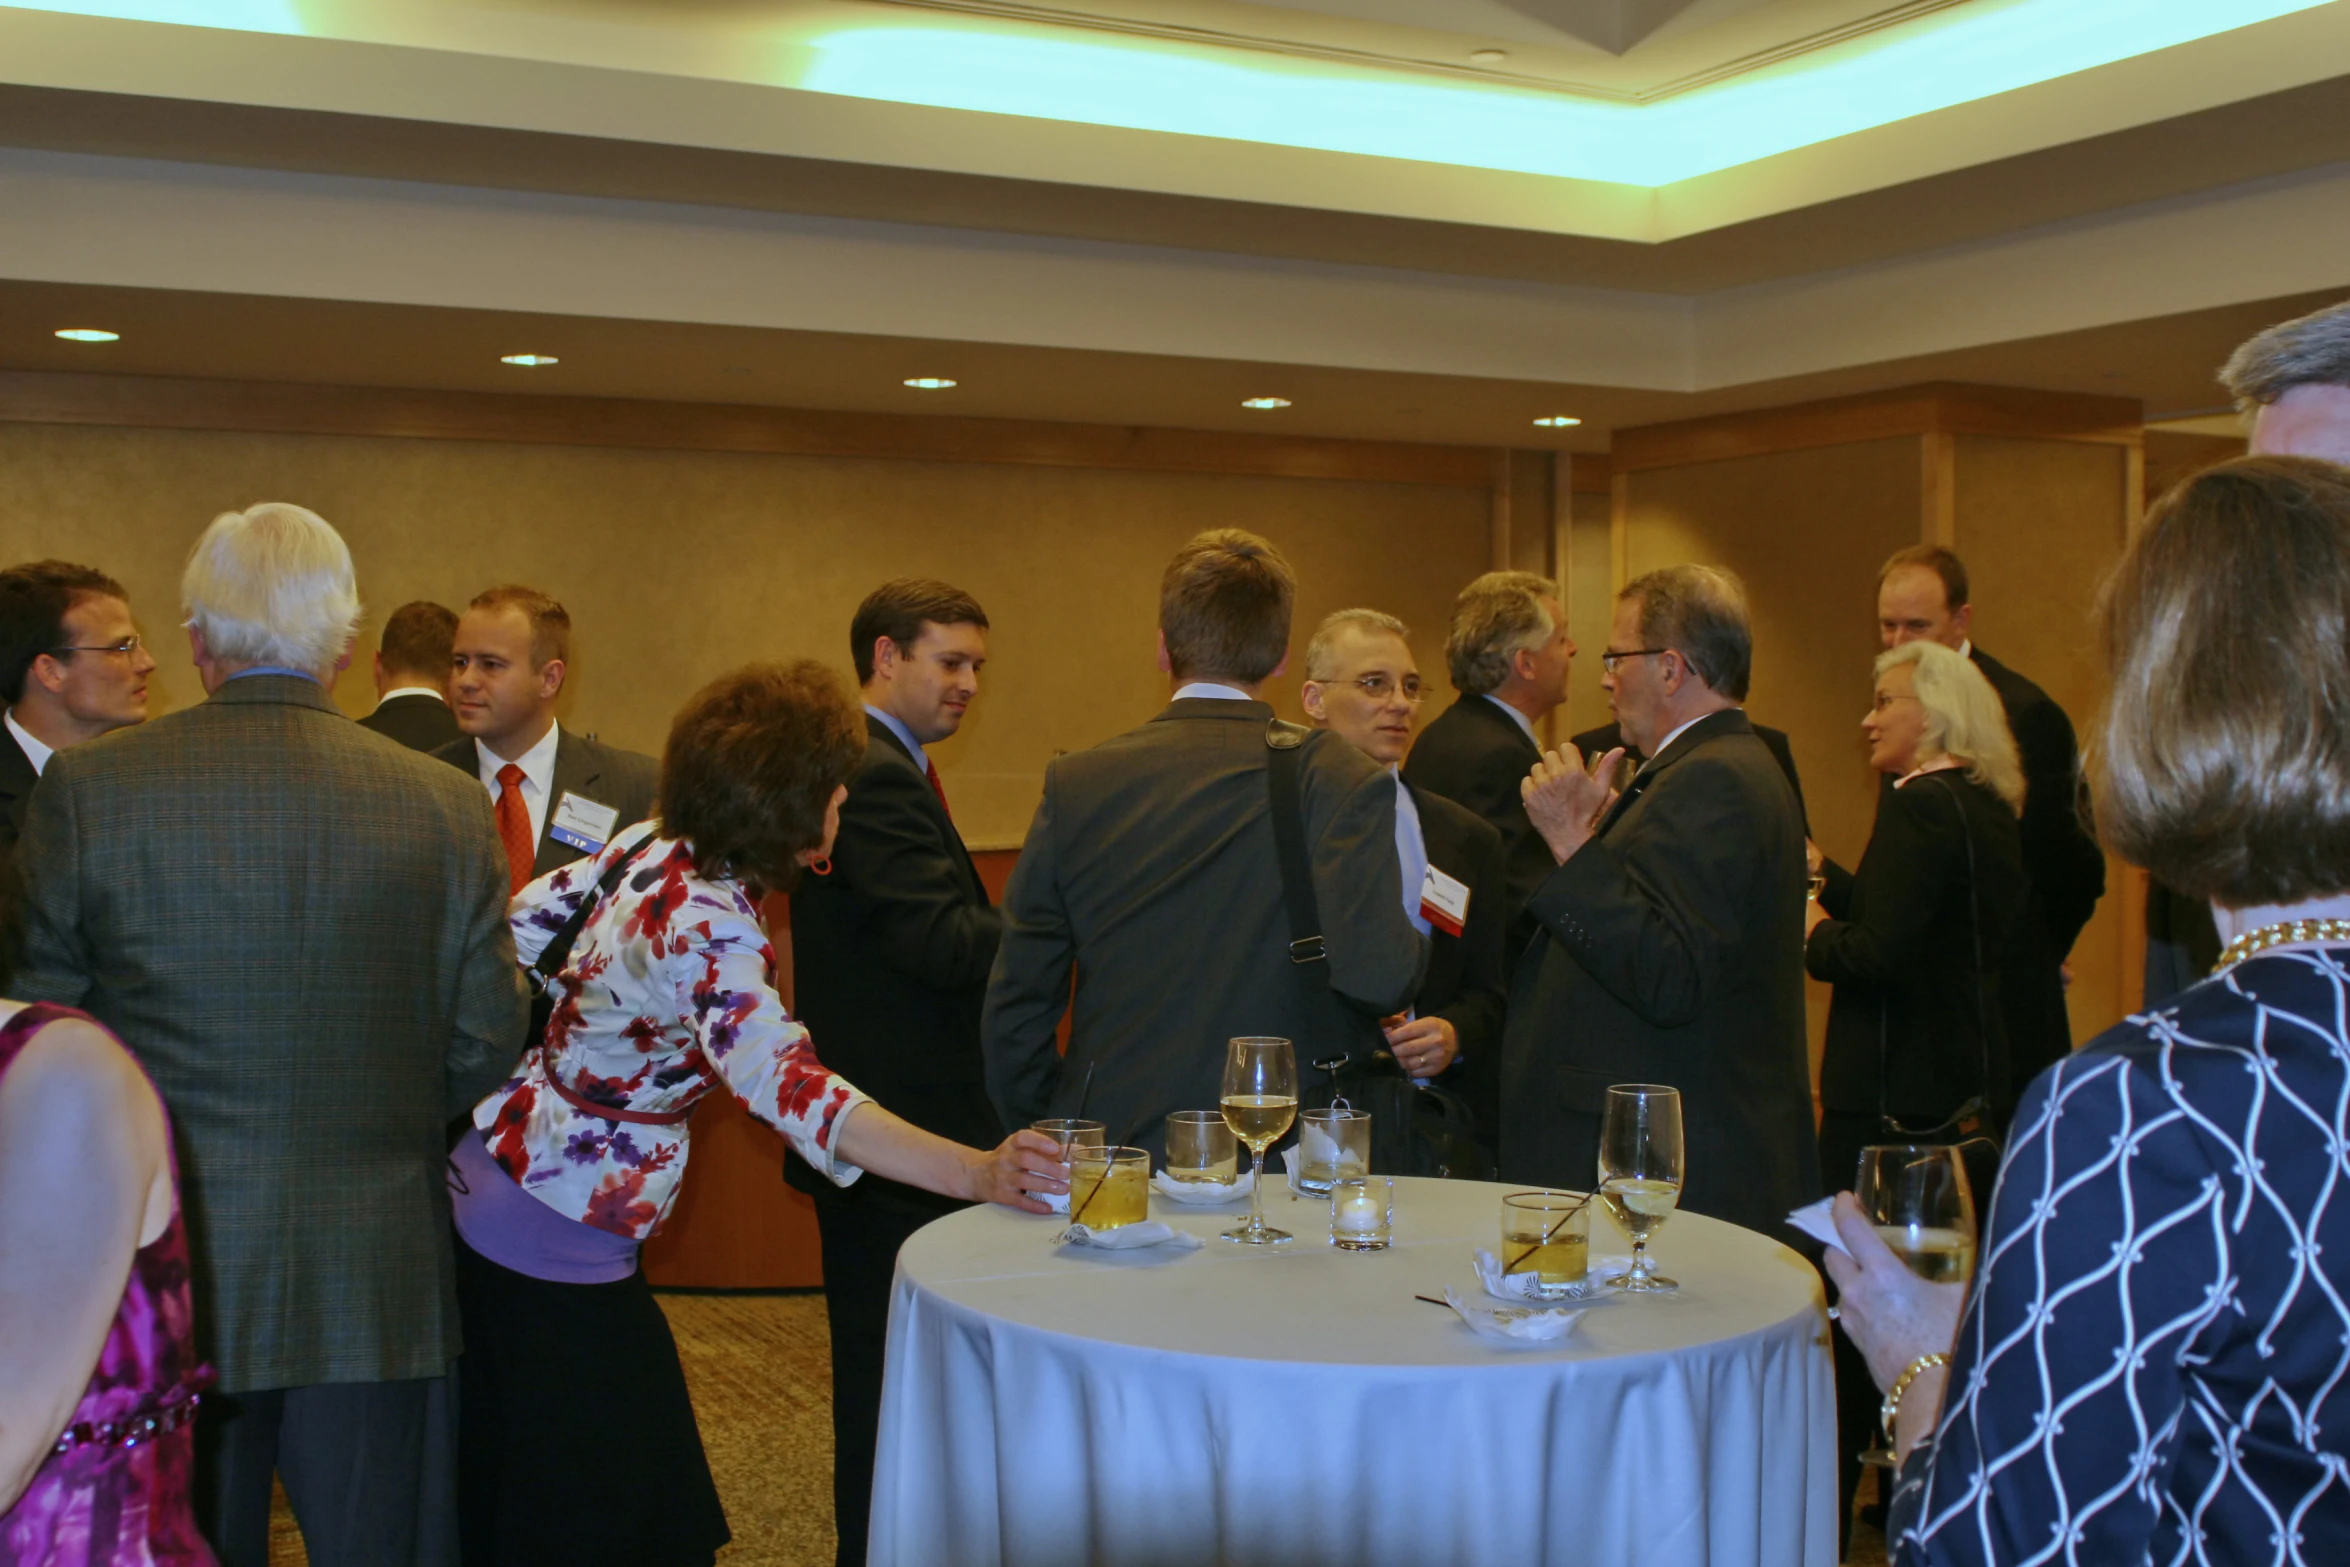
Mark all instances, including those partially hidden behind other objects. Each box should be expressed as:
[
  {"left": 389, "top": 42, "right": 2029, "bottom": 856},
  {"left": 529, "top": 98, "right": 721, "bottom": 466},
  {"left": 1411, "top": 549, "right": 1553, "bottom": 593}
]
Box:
[
  {"left": 494, "top": 763, "right": 535, "bottom": 895},
  {"left": 926, "top": 760, "right": 952, "bottom": 820}
]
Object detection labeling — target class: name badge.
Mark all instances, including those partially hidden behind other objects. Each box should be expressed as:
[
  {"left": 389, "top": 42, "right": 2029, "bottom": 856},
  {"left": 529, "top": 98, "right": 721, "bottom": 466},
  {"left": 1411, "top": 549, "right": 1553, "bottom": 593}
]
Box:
[
  {"left": 1419, "top": 864, "right": 1471, "bottom": 938},
  {"left": 548, "top": 792, "right": 621, "bottom": 855}
]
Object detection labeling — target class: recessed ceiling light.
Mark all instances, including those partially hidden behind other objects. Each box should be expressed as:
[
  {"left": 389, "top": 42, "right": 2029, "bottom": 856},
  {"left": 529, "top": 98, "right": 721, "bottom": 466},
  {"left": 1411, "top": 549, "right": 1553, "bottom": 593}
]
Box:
[
  {"left": 903, "top": 377, "right": 958, "bottom": 390},
  {"left": 1468, "top": 49, "right": 1508, "bottom": 64},
  {"left": 500, "top": 353, "right": 559, "bottom": 367},
  {"left": 1532, "top": 415, "right": 1582, "bottom": 428},
  {"left": 1241, "top": 396, "right": 1292, "bottom": 410},
  {"left": 55, "top": 328, "right": 119, "bottom": 342}
]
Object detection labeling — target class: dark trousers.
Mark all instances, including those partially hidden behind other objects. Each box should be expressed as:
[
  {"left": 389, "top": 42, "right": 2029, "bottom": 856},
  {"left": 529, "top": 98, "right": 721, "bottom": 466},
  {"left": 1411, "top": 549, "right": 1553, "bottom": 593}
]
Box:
[
  {"left": 194, "top": 1374, "right": 447, "bottom": 1567},
  {"left": 813, "top": 1190, "right": 957, "bottom": 1567},
  {"left": 1819, "top": 1108, "right": 1892, "bottom": 1558}
]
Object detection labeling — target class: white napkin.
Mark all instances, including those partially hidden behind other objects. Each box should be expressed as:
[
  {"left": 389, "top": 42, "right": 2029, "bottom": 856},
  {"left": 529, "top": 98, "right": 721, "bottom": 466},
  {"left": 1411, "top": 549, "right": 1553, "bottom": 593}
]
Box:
[
  {"left": 1040, "top": 1190, "right": 1071, "bottom": 1215},
  {"left": 1472, "top": 1248, "right": 1627, "bottom": 1303},
  {"left": 1151, "top": 1169, "right": 1254, "bottom": 1205},
  {"left": 1786, "top": 1197, "right": 1852, "bottom": 1257},
  {"left": 1278, "top": 1146, "right": 1307, "bottom": 1197},
  {"left": 1054, "top": 1220, "right": 1205, "bottom": 1251},
  {"left": 1441, "top": 1286, "right": 1585, "bottom": 1346}
]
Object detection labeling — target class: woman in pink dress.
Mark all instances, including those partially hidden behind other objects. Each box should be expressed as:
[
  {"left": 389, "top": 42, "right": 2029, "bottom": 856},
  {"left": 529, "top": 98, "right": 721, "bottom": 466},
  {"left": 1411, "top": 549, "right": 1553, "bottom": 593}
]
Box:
[{"left": 0, "top": 981, "right": 214, "bottom": 1565}]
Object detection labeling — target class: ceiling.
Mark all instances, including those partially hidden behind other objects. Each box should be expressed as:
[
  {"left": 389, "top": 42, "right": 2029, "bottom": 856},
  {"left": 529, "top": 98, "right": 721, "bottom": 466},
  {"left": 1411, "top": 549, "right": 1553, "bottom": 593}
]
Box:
[{"left": 0, "top": 0, "right": 2346, "bottom": 448}]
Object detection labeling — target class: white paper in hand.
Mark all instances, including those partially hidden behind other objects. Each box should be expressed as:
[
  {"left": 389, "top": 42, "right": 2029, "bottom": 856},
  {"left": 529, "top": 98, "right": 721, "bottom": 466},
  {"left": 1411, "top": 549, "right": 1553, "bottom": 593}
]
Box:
[{"left": 1786, "top": 1197, "right": 1851, "bottom": 1257}]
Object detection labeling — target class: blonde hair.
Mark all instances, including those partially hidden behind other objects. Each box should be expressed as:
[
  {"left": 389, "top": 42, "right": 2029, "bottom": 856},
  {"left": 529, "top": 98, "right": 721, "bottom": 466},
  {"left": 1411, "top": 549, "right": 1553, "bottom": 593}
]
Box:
[
  {"left": 1304, "top": 608, "right": 1408, "bottom": 681},
  {"left": 182, "top": 503, "right": 361, "bottom": 676},
  {"left": 1443, "top": 572, "right": 1556, "bottom": 696},
  {"left": 1878, "top": 641, "right": 2022, "bottom": 813}
]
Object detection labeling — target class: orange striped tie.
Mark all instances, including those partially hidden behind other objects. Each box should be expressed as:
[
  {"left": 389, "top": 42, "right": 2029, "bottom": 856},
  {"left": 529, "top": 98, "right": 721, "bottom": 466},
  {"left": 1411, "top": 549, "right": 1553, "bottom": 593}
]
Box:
[{"left": 494, "top": 763, "right": 534, "bottom": 895}]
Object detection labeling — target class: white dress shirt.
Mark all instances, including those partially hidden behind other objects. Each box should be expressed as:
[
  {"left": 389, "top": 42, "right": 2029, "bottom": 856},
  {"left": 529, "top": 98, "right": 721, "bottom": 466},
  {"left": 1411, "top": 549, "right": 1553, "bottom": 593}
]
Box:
[
  {"left": 476, "top": 722, "right": 562, "bottom": 849},
  {"left": 1649, "top": 710, "right": 1714, "bottom": 764},
  {"left": 1173, "top": 682, "right": 1255, "bottom": 703},
  {"left": 376, "top": 685, "right": 447, "bottom": 707},
  {"left": 4, "top": 710, "right": 53, "bottom": 777}
]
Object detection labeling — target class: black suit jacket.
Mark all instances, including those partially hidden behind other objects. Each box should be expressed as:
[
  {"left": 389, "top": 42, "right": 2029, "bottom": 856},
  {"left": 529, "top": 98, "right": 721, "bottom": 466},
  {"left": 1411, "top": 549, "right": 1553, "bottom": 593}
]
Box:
[
  {"left": 787, "top": 717, "right": 1004, "bottom": 1209},
  {"left": 1571, "top": 717, "right": 1809, "bottom": 832},
  {"left": 1407, "top": 781, "right": 1508, "bottom": 1151},
  {"left": 1968, "top": 647, "right": 2104, "bottom": 1088},
  {"left": 1808, "top": 771, "right": 2028, "bottom": 1124},
  {"left": 359, "top": 691, "right": 460, "bottom": 753},
  {"left": 434, "top": 727, "right": 660, "bottom": 878},
  {"left": 0, "top": 726, "right": 38, "bottom": 854},
  {"left": 1499, "top": 709, "right": 1819, "bottom": 1237},
  {"left": 1402, "top": 695, "right": 1548, "bottom": 971},
  {"left": 984, "top": 698, "right": 1426, "bottom": 1158}
]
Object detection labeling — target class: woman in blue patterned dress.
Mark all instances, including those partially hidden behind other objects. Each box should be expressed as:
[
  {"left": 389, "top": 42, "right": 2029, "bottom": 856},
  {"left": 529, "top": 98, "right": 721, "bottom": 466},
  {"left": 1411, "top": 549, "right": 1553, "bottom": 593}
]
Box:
[{"left": 1827, "top": 454, "right": 2350, "bottom": 1562}]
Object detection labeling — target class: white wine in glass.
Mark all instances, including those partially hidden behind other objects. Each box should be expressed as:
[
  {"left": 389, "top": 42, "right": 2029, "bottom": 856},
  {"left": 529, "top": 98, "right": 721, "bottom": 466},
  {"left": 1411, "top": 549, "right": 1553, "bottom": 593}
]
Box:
[
  {"left": 1597, "top": 1084, "right": 1684, "bottom": 1292},
  {"left": 1850, "top": 1144, "right": 1976, "bottom": 1467},
  {"left": 1220, "top": 1037, "right": 1298, "bottom": 1245}
]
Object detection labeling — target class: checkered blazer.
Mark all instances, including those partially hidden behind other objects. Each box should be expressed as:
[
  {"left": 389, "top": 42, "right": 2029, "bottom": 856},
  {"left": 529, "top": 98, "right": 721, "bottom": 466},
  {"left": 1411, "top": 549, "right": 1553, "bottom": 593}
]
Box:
[{"left": 15, "top": 674, "right": 528, "bottom": 1392}]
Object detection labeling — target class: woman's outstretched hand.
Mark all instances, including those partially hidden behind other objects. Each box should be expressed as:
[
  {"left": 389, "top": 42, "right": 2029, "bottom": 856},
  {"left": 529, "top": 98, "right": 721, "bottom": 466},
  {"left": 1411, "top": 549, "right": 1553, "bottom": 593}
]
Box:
[{"left": 966, "top": 1129, "right": 1069, "bottom": 1215}]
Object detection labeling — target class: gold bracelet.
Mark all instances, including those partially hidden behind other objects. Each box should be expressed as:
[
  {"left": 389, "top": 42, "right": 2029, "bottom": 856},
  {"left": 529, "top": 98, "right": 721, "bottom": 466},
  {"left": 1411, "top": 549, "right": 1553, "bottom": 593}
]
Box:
[{"left": 1881, "top": 1351, "right": 1952, "bottom": 1446}]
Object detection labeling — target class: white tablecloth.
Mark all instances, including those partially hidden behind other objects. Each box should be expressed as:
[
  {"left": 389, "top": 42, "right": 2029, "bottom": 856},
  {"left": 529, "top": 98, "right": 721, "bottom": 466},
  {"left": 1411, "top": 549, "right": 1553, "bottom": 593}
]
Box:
[{"left": 871, "top": 1176, "right": 1834, "bottom": 1567}]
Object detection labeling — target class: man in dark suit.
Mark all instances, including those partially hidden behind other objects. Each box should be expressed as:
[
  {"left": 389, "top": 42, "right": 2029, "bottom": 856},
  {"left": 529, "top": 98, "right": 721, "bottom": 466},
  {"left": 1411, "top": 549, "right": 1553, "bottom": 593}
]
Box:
[
  {"left": 985, "top": 530, "right": 1426, "bottom": 1159},
  {"left": 358, "top": 599, "right": 460, "bottom": 752},
  {"left": 0, "top": 560, "right": 157, "bottom": 849},
  {"left": 1505, "top": 565, "right": 1818, "bottom": 1238},
  {"left": 788, "top": 578, "right": 1002, "bottom": 1567},
  {"left": 1300, "top": 608, "right": 1506, "bottom": 1155},
  {"left": 1878, "top": 546, "right": 2104, "bottom": 1091},
  {"left": 434, "top": 584, "right": 658, "bottom": 894},
  {"left": 1401, "top": 571, "right": 1574, "bottom": 972},
  {"left": 15, "top": 504, "right": 527, "bottom": 1565},
  {"left": 1570, "top": 714, "right": 1809, "bottom": 832}
]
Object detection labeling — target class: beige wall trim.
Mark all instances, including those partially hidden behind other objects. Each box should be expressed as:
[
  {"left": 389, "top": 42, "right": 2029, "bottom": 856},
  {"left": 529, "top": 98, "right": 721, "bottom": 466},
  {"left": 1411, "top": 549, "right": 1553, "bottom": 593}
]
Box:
[
  {"left": 0, "top": 369, "right": 1500, "bottom": 489},
  {"left": 1921, "top": 430, "right": 1957, "bottom": 546},
  {"left": 1612, "top": 382, "right": 2144, "bottom": 475}
]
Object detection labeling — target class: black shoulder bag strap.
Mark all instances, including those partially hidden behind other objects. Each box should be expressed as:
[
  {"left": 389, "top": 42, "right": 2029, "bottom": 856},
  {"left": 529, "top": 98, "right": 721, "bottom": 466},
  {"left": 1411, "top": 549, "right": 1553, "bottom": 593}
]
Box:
[
  {"left": 1264, "top": 720, "right": 1349, "bottom": 1085},
  {"left": 524, "top": 835, "right": 660, "bottom": 1046}
]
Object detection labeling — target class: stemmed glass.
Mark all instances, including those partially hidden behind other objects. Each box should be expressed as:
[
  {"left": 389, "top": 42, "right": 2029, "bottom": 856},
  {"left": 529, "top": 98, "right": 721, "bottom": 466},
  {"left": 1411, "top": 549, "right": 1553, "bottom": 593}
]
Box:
[
  {"left": 1220, "top": 1037, "right": 1298, "bottom": 1246},
  {"left": 1851, "top": 1144, "right": 1977, "bottom": 1467},
  {"left": 1596, "top": 1083, "right": 1683, "bottom": 1292}
]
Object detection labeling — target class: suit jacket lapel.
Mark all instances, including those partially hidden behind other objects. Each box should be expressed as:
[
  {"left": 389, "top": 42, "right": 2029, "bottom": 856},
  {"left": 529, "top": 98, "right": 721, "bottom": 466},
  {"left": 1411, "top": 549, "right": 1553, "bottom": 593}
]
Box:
[
  {"left": 0, "top": 730, "right": 37, "bottom": 839},
  {"left": 537, "top": 728, "right": 602, "bottom": 874},
  {"left": 865, "top": 716, "right": 982, "bottom": 896},
  {"left": 1592, "top": 709, "right": 1750, "bottom": 839},
  {"left": 1469, "top": 695, "right": 1540, "bottom": 762}
]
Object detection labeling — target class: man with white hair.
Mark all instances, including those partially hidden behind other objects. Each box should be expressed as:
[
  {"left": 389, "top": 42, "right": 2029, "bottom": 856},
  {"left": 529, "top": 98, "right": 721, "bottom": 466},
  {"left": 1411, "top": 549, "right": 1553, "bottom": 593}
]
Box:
[{"left": 14, "top": 503, "right": 527, "bottom": 1566}]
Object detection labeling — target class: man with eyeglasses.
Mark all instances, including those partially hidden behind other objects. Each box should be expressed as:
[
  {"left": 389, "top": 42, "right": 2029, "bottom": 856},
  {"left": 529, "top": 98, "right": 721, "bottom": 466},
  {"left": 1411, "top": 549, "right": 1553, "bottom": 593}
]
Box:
[
  {"left": 0, "top": 560, "right": 158, "bottom": 850},
  {"left": 1501, "top": 565, "right": 1818, "bottom": 1240},
  {"left": 1301, "top": 609, "right": 1506, "bottom": 1164}
]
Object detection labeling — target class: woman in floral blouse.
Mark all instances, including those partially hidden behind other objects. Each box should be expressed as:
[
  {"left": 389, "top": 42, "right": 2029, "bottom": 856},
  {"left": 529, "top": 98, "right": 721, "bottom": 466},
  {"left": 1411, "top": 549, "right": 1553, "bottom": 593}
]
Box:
[
  {"left": 449, "top": 660, "right": 1064, "bottom": 1567},
  {"left": 1828, "top": 456, "right": 2350, "bottom": 1562}
]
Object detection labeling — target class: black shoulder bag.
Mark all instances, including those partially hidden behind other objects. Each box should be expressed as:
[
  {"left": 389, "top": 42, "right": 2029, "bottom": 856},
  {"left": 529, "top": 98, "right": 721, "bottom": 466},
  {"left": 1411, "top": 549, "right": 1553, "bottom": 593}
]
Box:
[
  {"left": 1876, "top": 775, "right": 2003, "bottom": 1206},
  {"left": 1265, "top": 720, "right": 1493, "bottom": 1180}
]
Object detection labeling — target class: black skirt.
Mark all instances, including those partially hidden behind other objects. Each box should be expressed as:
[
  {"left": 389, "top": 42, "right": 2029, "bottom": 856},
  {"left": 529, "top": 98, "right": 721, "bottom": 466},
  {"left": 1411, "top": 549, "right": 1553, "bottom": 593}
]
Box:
[{"left": 454, "top": 1236, "right": 730, "bottom": 1567}]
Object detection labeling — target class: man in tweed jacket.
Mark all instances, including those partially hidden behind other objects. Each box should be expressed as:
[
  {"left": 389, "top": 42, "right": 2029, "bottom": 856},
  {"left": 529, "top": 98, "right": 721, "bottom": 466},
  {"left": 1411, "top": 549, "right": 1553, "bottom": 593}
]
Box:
[{"left": 15, "top": 504, "right": 527, "bottom": 1566}]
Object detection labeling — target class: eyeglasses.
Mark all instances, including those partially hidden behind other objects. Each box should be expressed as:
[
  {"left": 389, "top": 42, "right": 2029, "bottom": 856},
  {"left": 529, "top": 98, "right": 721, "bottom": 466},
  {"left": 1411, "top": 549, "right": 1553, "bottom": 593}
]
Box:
[
  {"left": 52, "top": 635, "right": 144, "bottom": 658},
  {"left": 1341, "top": 673, "right": 1424, "bottom": 704},
  {"left": 1871, "top": 692, "right": 1921, "bottom": 713},
  {"left": 1600, "top": 648, "right": 1670, "bottom": 674}
]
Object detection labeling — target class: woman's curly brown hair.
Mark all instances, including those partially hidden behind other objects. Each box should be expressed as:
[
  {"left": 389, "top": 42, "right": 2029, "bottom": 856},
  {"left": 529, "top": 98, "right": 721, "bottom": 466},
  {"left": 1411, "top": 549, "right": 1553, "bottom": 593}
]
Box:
[{"left": 658, "top": 661, "right": 867, "bottom": 895}]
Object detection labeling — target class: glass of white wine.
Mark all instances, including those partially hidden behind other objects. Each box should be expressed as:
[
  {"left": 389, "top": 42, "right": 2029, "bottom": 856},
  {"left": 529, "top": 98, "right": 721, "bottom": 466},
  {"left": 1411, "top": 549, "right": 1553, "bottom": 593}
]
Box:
[
  {"left": 1855, "top": 1145, "right": 1977, "bottom": 1284},
  {"left": 1597, "top": 1083, "right": 1683, "bottom": 1292},
  {"left": 1220, "top": 1036, "right": 1298, "bottom": 1246}
]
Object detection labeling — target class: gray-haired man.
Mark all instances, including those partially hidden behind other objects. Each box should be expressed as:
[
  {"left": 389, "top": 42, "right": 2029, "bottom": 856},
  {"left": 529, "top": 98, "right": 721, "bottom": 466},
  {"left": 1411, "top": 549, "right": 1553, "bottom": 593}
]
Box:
[{"left": 16, "top": 503, "right": 526, "bottom": 1566}]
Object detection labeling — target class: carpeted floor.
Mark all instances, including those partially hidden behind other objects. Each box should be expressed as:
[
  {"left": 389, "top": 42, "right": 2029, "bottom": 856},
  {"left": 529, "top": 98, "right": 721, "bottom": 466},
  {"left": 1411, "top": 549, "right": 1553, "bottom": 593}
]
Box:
[{"left": 269, "top": 1290, "right": 839, "bottom": 1566}]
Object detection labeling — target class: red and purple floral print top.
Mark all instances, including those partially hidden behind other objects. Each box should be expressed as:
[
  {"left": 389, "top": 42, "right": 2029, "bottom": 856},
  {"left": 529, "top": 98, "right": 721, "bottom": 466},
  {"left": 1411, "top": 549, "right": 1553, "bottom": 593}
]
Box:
[{"left": 472, "top": 822, "right": 868, "bottom": 1239}]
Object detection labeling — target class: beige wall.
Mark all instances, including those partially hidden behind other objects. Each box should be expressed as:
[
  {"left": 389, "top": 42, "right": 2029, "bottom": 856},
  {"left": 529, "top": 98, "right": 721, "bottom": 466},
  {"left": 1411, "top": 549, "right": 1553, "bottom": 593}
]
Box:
[{"left": 0, "top": 421, "right": 1491, "bottom": 849}]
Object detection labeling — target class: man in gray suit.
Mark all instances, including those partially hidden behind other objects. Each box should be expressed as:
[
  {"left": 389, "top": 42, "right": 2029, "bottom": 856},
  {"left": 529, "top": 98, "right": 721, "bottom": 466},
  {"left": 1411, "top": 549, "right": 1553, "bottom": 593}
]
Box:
[
  {"left": 1502, "top": 565, "right": 1818, "bottom": 1237},
  {"left": 15, "top": 504, "right": 528, "bottom": 1565},
  {"left": 984, "top": 529, "right": 1426, "bottom": 1157},
  {"left": 433, "top": 584, "right": 658, "bottom": 893}
]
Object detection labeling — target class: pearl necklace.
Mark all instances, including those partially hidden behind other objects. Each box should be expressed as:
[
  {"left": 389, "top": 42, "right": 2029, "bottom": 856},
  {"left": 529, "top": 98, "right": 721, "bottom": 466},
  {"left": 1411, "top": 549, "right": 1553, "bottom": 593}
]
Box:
[{"left": 2212, "top": 918, "right": 2350, "bottom": 976}]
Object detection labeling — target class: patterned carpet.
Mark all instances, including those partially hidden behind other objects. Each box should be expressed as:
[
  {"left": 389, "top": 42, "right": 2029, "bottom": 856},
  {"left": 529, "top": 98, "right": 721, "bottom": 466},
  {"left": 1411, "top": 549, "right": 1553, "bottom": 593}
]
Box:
[{"left": 269, "top": 1290, "right": 839, "bottom": 1566}]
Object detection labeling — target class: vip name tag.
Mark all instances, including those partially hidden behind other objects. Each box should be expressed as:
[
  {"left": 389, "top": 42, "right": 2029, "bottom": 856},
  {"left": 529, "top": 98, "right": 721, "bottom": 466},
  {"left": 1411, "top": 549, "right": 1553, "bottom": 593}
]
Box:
[
  {"left": 548, "top": 792, "right": 620, "bottom": 855},
  {"left": 1419, "top": 864, "right": 1471, "bottom": 937}
]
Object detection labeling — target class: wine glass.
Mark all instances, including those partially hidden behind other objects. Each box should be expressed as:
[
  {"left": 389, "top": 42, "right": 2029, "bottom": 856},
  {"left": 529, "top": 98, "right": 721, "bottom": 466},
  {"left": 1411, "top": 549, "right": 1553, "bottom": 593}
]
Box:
[
  {"left": 1220, "top": 1037, "right": 1298, "bottom": 1245},
  {"left": 1596, "top": 1083, "right": 1683, "bottom": 1292},
  {"left": 1850, "top": 1144, "right": 1976, "bottom": 1467}
]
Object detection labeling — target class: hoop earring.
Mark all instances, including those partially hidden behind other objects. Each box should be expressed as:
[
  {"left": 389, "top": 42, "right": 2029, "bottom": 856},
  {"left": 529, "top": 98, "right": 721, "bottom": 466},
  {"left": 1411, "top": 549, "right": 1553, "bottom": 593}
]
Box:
[{"left": 805, "top": 855, "right": 832, "bottom": 877}]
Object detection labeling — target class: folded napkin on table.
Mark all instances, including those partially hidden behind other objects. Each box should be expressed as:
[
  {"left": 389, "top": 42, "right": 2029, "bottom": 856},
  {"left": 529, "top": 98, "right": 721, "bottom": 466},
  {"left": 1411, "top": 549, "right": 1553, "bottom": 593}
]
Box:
[
  {"left": 1150, "top": 1169, "right": 1253, "bottom": 1205},
  {"left": 1784, "top": 1197, "right": 1851, "bottom": 1257},
  {"left": 1054, "top": 1221, "right": 1204, "bottom": 1251},
  {"left": 1472, "top": 1248, "right": 1628, "bottom": 1303},
  {"left": 1440, "top": 1287, "right": 1585, "bottom": 1346}
]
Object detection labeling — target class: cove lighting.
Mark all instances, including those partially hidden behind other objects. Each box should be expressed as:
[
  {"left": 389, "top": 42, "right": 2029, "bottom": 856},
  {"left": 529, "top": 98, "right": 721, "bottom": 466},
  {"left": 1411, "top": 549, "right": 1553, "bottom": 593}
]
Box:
[
  {"left": 6, "top": 1, "right": 303, "bottom": 32},
  {"left": 54, "top": 328, "right": 119, "bottom": 342},
  {"left": 798, "top": 0, "right": 2331, "bottom": 187},
  {"left": 1240, "top": 397, "right": 1292, "bottom": 410},
  {"left": 500, "top": 353, "right": 559, "bottom": 367},
  {"left": 903, "top": 377, "right": 958, "bottom": 389},
  {"left": 1532, "top": 415, "right": 1582, "bottom": 428}
]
